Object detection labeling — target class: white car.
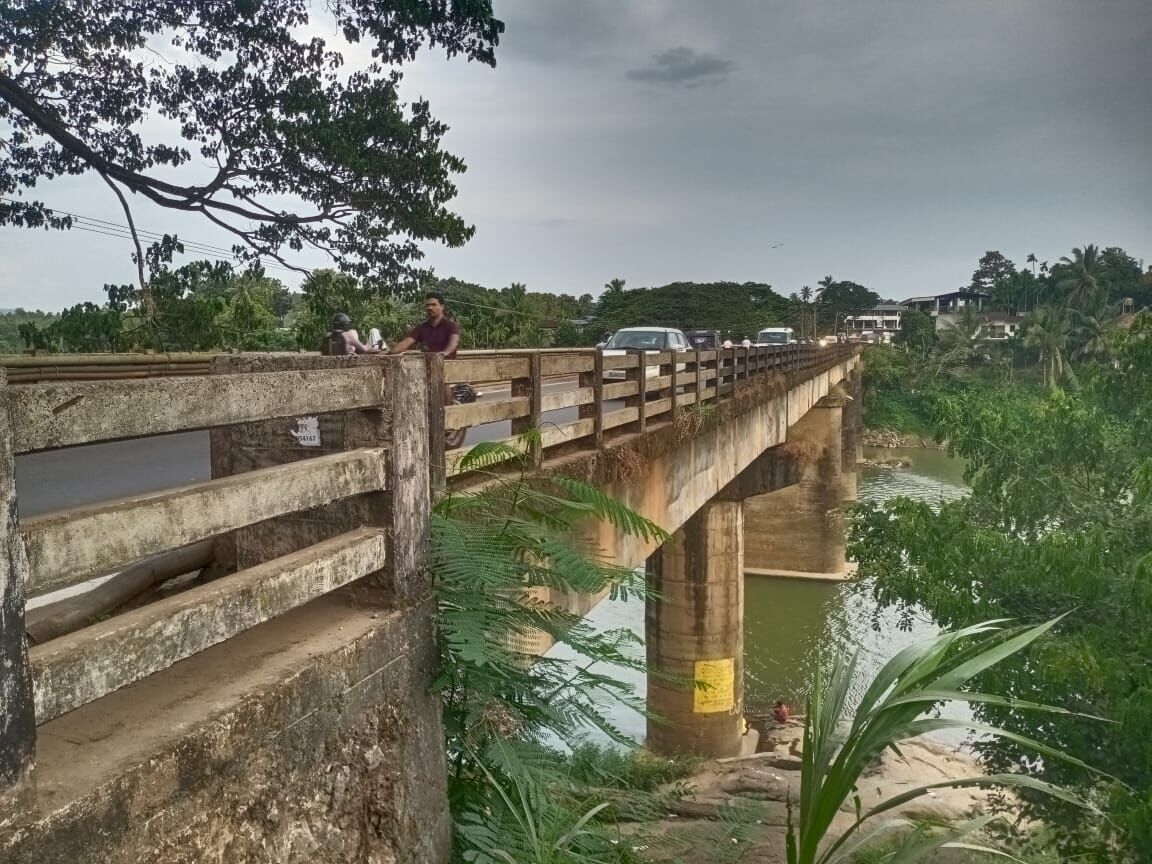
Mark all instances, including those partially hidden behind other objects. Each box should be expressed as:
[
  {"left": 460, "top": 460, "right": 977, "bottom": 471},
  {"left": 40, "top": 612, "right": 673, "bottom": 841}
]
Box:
[{"left": 600, "top": 327, "right": 691, "bottom": 381}]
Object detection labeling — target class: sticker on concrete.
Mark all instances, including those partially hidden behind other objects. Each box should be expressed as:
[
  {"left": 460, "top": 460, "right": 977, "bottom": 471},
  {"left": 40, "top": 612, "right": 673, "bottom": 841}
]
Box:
[
  {"left": 290, "top": 416, "right": 322, "bottom": 447},
  {"left": 693, "top": 658, "right": 735, "bottom": 713}
]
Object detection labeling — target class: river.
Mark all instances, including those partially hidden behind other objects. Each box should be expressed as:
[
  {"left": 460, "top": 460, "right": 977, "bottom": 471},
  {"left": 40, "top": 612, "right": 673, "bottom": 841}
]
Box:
[{"left": 547, "top": 446, "right": 968, "bottom": 745}]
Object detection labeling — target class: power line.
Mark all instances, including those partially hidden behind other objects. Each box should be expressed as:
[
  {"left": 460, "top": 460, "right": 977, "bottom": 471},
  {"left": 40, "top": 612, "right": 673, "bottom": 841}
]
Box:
[
  {"left": 3, "top": 197, "right": 593, "bottom": 325},
  {"left": 1, "top": 196, "right": 305, "bottom": 275}
]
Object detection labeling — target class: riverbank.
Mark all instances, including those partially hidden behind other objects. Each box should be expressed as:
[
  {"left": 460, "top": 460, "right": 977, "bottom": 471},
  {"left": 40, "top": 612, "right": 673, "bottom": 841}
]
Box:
[
  {"left": 632, "top": 719, "right": 994, "bottom": 863},
  {"left": 861, "top": 426, "right": 946, "bottom": 450}
]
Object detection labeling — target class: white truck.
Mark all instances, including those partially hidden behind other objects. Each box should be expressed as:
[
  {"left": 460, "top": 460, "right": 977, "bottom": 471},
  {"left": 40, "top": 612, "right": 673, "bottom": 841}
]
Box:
[{"left": 755, "top": 327, "right": 795, "bottom": 346}]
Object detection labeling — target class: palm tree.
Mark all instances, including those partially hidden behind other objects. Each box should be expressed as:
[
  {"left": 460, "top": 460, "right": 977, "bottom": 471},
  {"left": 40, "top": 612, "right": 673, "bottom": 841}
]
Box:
[
  {"left": 815, "top": 276, "right": 834, "bottom": 334},
  {"left": 935, "top": 303, "right": 985, "bottom": 371},
  {"left": 1071, "top": 310, "right": 1112, "bottom": 363},
  {"left": 1025, "top": 253, "right": 1038, "bottom": 312},
  {"left": 1058, "top": 245, "right": 1103, "bottom": 312},
  {"left": 800, "top": 284, "right": 814, "bottom": 338},
  {"left": 603, "top": 278, "right": 626, "bottom": 296},
  {"left": 1025, "top": 305, "right": 1074, "bottom": 389}
]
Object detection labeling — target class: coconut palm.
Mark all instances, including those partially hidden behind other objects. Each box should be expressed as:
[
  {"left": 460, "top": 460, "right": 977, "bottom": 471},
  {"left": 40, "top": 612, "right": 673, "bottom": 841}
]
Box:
[
  {"left": 1057, "top": 245, "right": 1103, "bottom": 312},
  {"left": 801, "top": 285, "right": 814, "bottom": 338},
  {"left": 1071, "top": 310, "right": 1112, "bottom": 364},
  {"left": 603, "top": 278, "right": 626, "bottom": 296},
  {"left": 935, "top": 303, "right": 985, "bottom": 371},
  {"left": 816, "top": 277, "right": 835, "bottom": 333},
  {"left": 1025, "top": 305, "right": 1075, "bottom": 389},
  {"left": 786, "top": 617, "right": 1099, "bottom": 864}
]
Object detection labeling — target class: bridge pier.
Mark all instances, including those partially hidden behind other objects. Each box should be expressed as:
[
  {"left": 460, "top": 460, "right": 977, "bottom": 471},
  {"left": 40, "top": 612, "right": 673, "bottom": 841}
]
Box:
[
  {"left": 841, "top": 369, "right": 862, "bottom": 502},
  {"left": 645, "top": 501, "right": 745, "bottom": 758},
  {"left": 744, "top": 396, "right": 848, "bottom": 579}
]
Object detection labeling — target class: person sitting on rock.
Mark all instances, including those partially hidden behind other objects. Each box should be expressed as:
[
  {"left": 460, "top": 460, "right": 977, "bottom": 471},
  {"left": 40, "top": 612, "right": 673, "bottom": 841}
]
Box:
[{"left": 773, "top": 700, "right": 790, "bottom": 724}]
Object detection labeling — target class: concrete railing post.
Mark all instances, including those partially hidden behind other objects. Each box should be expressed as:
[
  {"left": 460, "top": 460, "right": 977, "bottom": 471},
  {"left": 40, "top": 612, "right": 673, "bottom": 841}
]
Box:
[
  {"left": 578, "top": 350, "right": 604, "bottom": 450},
  {"left": 511, "top": 352, "right": 543, "bottom": 467},
  {"left": 0, "top": 370, "right": 35, "bottom": 805},
  {"left": 426, "top": 353, "right": 447, "bottom": 494},
  {"left": 624, "top": 348, "right": 647, "bottom": 436}
]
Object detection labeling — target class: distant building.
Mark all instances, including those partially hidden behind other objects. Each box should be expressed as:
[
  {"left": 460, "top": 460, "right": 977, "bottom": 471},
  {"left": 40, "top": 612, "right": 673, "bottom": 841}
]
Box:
[
  {"left": 980, "top": 310, "right": 1024, "bottom": 341},
  {"left": 901, "top": 290, "right": 989, "bottom": 334},
  {"left": 899, "top": 291, "right": 1025, "bottom": 342},
  {"left": 842, "top": 303, "right": 906, "bottom": 343}
]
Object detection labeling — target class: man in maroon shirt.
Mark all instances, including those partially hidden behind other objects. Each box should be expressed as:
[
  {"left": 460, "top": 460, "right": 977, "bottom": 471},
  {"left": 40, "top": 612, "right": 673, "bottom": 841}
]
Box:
[
  {"left": 390, "top": 292, "right": 461, "bottom": 358},
  {"left": 390, "top": 292, "right": 461, "bottom": 404}
]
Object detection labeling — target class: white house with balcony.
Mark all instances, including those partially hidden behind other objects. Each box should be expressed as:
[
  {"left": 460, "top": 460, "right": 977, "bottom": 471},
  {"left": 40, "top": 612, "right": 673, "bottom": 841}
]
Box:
[{"left": 842, "top": 302, "right": 906, "bottom": 343}]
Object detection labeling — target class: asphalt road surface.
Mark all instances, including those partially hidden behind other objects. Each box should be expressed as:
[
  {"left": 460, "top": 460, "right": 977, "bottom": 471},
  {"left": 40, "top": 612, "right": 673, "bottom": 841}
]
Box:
[{"left": 16, "top": 378, "right": 625, "bottom": 518}]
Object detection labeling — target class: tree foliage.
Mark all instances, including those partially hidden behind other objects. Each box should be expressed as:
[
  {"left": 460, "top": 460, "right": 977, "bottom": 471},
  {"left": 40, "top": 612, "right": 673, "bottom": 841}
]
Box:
[
  {"left": 0, "top": 1, "right": 503, "bottom": 291},
  {"left": 969, "top": 250, "right": 1017, "bottom": 294},
  {"left": 788, "top": 617, "right": 1097, "bottom": 864},
  {"left": 851, "top": 314, "right": 1152, "bottom": 860},
  {"left": 893, "top": 308, "right": 936, "bottom": 353},
  {"left": 592, "top": 280, "right": 791, "bottom": 342}
]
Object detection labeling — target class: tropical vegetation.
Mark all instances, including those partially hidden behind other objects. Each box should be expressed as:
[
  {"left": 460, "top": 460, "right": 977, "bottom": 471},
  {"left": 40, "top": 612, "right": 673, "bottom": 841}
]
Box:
[{"left": 853, "top": 244, "right": 1152, "bottom": 861}]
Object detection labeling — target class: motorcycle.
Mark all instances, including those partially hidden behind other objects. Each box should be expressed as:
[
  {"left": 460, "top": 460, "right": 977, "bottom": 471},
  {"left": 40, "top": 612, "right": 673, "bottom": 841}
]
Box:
[{"left": 446, "top": 382, "right": 482, "bottom": 450}]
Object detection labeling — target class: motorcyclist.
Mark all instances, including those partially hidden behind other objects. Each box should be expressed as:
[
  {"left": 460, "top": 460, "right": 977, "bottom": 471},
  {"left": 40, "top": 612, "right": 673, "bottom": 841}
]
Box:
[{"left": 323, "top": 312, "right": 379, "bottom": 355}]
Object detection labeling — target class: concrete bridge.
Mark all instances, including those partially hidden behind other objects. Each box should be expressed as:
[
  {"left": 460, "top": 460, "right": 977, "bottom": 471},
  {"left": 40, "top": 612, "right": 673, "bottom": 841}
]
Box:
[{"left": 0, "top": 343, "right": 861, "bottom": 863}]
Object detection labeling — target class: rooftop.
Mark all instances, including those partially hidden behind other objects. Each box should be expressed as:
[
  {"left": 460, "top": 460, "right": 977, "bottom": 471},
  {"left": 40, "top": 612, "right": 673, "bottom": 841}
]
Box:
[{"left": 902, "top": 290, "right": 990, "bottom": 304}]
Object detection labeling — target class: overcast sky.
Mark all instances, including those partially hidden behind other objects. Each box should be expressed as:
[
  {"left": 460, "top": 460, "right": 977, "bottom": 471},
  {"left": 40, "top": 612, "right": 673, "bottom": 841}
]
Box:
[{"left": 2, "top": 0, "right": 1150, "bottom": 311}]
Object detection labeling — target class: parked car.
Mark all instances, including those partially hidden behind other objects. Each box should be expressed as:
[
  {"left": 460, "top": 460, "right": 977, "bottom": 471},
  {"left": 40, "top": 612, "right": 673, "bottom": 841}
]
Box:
[
  {"left": 600, "top": 327, "right": 691, "bottom": 381},
  {"left": 684, "top": 329, "right": 722, "bottom": 351}
]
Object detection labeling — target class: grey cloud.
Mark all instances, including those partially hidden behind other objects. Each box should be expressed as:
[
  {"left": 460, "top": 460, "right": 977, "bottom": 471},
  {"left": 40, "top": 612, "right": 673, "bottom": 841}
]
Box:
[{"left": 626, "top": 47, "right": 734, "bottom": 87}]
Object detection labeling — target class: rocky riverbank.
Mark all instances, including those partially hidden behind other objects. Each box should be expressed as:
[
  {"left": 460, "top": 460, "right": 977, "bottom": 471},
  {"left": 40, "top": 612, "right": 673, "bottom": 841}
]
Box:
[
  {"left": 628, "top": 719, "right": 995, "bottom": 863},
  {"left": 861, "top": 427, "right": 946, "bottom": 449}
]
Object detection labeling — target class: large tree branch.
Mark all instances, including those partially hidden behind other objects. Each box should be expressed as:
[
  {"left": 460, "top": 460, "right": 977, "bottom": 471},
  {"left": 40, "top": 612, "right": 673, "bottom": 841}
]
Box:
[{"left": 0, "top": 71, "right": 342, "bottom": 227}]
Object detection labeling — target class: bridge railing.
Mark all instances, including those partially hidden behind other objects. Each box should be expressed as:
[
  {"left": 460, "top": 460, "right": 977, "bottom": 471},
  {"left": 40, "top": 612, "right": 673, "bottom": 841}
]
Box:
[
  {"left": 0, "top": 343, "right": 857, "bottom": 797},
  {"left": 0, "top": 356, "right": 433, "bottom": 792},
  {"left": 442, "top": 343, "right": 856, "bottom": 477}
]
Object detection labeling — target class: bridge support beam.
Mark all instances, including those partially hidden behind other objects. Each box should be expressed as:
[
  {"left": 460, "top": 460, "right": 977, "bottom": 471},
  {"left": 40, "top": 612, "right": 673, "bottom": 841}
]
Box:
[
  {"left": 646, "top": 501, "right": 744, "bottom": 758},
  {"left": 744, "top": 397, "right": 847, "bottom": 578}
]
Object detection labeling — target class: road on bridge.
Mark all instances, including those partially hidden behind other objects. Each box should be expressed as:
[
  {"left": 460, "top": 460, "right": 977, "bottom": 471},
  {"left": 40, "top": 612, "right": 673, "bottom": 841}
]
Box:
[{"left": 15, "top": 377, "right": 625, "bottom": 518}]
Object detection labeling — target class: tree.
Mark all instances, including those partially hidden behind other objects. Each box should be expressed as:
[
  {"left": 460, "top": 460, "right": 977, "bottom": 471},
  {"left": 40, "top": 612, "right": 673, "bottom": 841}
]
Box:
[
  {"left": 991, "top": 270, "right": 1039, "bottom": 316},
  {"left": 1097, "top": 247, "right": 1146, "bottom": 307},
  {"left": 593, "top": 281, "right": 791, "bottom": 338},
  {"left": 894, "top": 308, "right": 936, "bottom": 353},
  {"left": 800, "top": 284, "right": 814, "bottom": 339},
  {"left": 603, "top": 278, "right": 627, "bottom": 297},
  {"left": 1025, "top": 305, "right": 1074, "bottom": 388},
  {"left": 1056, "top": 245, "right": 1104, "bottom": 313},
  {"left": 1027, "top": 251, "right": 1038, "bottom": 276},
  {"left": 0, "top": 2, "right": 503, "bottom": 300},
  {"left": 851, "top": 338, "right": 1152, "bottom": 857},
  {"left": 969, "top": 250, "right": 1017, "bottom": 294},
  {"left": 814, "top": 279, "right": 880, "bottom": 334},
  {"left": 935, "top": 303, "right": 985, "bottom": 370}
]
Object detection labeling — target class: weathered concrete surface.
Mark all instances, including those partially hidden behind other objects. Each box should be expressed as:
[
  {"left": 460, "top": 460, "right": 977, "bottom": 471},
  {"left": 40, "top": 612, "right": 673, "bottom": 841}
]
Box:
[
  {"left": 21, "top": 446, "right": 387, "bottom": 595},
  {"left": 30, "top": 527, "right": 387, "bottom": 723},
  {"left": 0, "top": 371, "right": 35, "bottom": 803},
  {"left": 841, "top": 369, "right": 862, "bottom": 502},
  {"left": 744, "top": 398, "right": 846, "bottom": 577},
  {"left": 0, "top": 592, "right": 450, "bottom": 864},
  {"left": 209, "top": 355, "right": 432, "bottom": 606},
  {"left": 647, "top": 501, "right": 745, "bottom": 758},
  {"left": 553, "top": 355, "right": 859, "bottom": 571},
  {"left": 9, "top": 367, "right": 387, "bottom": 454}
]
